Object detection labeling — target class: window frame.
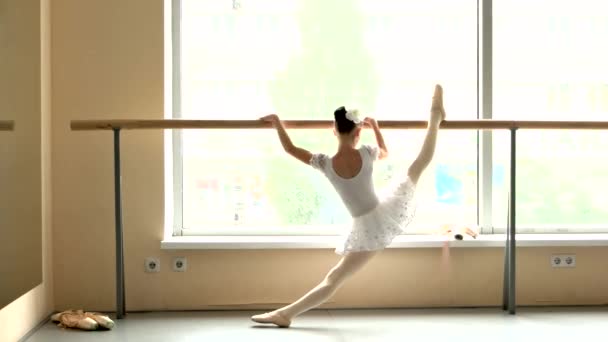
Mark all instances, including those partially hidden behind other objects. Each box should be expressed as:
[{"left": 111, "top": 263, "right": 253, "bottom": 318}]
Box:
[{"left": 170, "top": 0, "right": 608, "bottom": 237}]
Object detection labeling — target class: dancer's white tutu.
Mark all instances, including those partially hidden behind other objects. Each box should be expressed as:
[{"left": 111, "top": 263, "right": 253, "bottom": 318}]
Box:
[
  {"left": 336, "top": 177, "right": 417, "bottom": 255},
  {"left": 309, "top": 145, "right": 418, "bottom": 255}
]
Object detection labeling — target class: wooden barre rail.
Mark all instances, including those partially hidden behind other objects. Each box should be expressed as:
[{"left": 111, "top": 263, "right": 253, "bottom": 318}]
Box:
[
  {"left": 0, "top": 120, "right": 15, "bottom": 131},
  {"left": 70, "top": 117, "right": 608, "bottom": 319},
  {"left": 70, "top": 119, "right": 608, "bottom": 131}
]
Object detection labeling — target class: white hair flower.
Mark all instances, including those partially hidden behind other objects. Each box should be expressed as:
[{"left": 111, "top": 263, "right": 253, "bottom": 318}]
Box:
[{"left": 345, "top": 109, "right": 362, "bottom": 124}]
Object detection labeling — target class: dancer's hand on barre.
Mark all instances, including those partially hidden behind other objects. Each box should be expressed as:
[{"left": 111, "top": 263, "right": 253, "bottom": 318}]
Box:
[
  {"left": 260, "top": 114, "right": 280, "bottom": 126},
  {"left": 363, "top": 117, "right": 378, "bottom": 128},
  {"left": 260, "top": 114, "right": 313, "bottom": 165},
  {"left": 363, "top": 117, "right": 388, "bottom": 160}
]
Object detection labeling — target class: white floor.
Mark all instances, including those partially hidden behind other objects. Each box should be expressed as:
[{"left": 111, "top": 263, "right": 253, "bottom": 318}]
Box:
[{"left": 25, "top": 307, "right": 608, "bottom": 342}]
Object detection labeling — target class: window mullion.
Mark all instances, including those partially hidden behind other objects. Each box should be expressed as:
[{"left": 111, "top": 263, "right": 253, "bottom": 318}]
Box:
[
  {"left": 172, "top": 0, "right": 184, "bottom": 236},
  {"left": 479, "top": 0, "right": 493, "bottom": 234}
]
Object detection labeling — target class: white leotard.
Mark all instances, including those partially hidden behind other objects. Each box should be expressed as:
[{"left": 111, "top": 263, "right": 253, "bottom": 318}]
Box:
[{"left": 310, "top": 145, "right": 380, "bottom": 217}]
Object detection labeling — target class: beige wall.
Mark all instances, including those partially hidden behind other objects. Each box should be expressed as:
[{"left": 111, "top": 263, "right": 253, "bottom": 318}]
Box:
[
  {"left": 50, "top": 0, "right": 608, "bottom": 313},
  {"left": 0, "top": 0, "right": 54, "bottom": 341},
  {"left": 0, "top": 0, "right": 43, "bottom": 307},
  {"left": 52, "top": 0, "right": 166, "bottom": 311}
]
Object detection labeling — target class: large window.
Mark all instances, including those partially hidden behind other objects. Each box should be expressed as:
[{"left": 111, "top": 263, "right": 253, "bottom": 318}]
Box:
[
  {"left": 172, "top": 0, "right": 608, "bottom": 236},
  {"left": 492, "top": 0, "right": 608, "bottom": 232}
]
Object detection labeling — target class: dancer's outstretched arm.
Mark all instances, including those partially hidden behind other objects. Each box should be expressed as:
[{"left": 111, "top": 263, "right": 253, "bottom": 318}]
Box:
[
  {"left": 364, "top": 117, "right": 389, "bottom": 160},
  {"left": 261, "top": 114, "right": 312, "bottom": 165}
]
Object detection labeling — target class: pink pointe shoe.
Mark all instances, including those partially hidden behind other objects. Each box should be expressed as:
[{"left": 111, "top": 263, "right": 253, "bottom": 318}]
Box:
[{"left": 251, "top": 311, "right": 292, "bottom": 328}]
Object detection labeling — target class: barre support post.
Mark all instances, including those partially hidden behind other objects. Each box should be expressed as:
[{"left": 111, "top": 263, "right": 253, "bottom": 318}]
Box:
[
  {"left": 113, "top": 128, "right": 126, "bottom": 319},
  {"left": 508, "top": 127, "right": 517, "bottom": 314},
  {"left": 503, "top": 191, "right": 510, "bottom": 311}
]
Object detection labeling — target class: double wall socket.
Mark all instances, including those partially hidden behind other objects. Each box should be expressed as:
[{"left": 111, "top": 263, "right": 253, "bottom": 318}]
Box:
[
  {"left": 551, "top": 254, "right": 576, "bottom": 268},
  {"left": 145, "top": 257, "right": 188, "bottom": 273}
]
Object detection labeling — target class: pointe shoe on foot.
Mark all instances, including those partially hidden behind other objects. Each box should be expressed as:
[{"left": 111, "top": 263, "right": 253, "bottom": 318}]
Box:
[
  {"left": 431, "top": 84, "right": 446, "bottom": 123},
  {"left": 251, "top": 311, "right": 292, "bottom": 328}
]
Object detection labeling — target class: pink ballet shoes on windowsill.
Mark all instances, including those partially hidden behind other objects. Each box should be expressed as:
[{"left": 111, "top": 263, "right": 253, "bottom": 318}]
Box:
[
  {"left": 51, "top": 310, "right": 115, "bottom": 331},
  {"left": 439, "top": 224, "right": 479, "bottom": 240}
]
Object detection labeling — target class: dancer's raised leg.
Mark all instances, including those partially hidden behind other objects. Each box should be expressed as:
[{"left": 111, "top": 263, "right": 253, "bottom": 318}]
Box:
[{"left": 407, "top": 84, "right": 446, "bottom": 184}]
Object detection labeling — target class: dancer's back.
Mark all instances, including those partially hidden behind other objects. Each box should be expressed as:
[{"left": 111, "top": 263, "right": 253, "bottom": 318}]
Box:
[{"left": 311, "top": 145, "right": 380, "bottom": 217}]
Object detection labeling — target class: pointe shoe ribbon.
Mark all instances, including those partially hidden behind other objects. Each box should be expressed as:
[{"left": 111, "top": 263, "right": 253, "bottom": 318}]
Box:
[{"left": 51, "top": 309, "right": 115, "bottom": 330}]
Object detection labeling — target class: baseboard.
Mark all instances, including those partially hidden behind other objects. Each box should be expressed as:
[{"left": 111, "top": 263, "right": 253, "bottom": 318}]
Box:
[{"left": 18, "top": 312, "right": 54, "bottom": 342}]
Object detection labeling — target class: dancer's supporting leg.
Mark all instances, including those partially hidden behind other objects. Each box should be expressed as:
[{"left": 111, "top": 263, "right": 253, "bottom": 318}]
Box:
[
  {"left": 251, "top": 251, "right": 378, "bottom": 327},
  {"left": 407, "top": 84, "right": 446, "bottom": 184}
]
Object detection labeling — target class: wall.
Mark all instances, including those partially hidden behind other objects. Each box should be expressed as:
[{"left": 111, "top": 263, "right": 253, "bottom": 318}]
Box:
[
  {"left": 51, "top": 0, "right": 608, "bottom": 313},
  {"left": 0, "top": 0, "right": 42, "bottom": 308},
  {"left": 52, "top": 0, "right": 166, "bottom": 311},
  {"left": 0, "top": 0, "right": 54, "bottom": 341}
]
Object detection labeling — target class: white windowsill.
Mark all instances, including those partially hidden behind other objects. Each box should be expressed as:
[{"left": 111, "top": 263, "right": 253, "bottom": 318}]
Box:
[{"left": 161, "top": 234, "right": 608, "bottom": 250}]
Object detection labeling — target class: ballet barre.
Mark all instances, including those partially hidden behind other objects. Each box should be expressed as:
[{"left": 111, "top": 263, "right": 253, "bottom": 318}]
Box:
[
  {"left": 70, "top": 119, "right": 608, "bottom": 319},
  {"left": 0, "top": 120, "right": 15, "bottom": 131},
  {"left": 71, "top": 119, "right": 608, "bottom": 130}
]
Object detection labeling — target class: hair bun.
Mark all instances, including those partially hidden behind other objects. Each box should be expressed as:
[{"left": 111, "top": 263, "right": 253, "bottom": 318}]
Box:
[
  {"left": 334, "top": 106, "right": 357, "bottom": 134},
  {"left": 334, "top": 106, "right": 347, "bottom": 119}
]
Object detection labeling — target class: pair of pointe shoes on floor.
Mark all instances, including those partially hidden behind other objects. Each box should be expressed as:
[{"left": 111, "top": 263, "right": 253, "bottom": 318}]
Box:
[
  {"left": 51, "top": 310, "right": 115, "bottom": 331},
  {"left": 251, "top": 311, "right": 292, "bottom": 328}
]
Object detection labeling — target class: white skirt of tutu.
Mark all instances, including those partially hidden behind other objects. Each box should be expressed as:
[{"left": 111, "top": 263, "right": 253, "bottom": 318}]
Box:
[{"left": 336, "top": 177, "right": 417, "bottom": 255}]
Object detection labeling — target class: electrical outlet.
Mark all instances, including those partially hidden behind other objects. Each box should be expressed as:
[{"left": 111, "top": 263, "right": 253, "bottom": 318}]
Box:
[
  {"left": 145, "top": 257, "right": 160, "bottom": 273},
  {"left": 172, "top": 257, "right": 187, "bottom": 272},
  {"left": 551, "top": 254, "right": 576, "bottom": 268}
]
